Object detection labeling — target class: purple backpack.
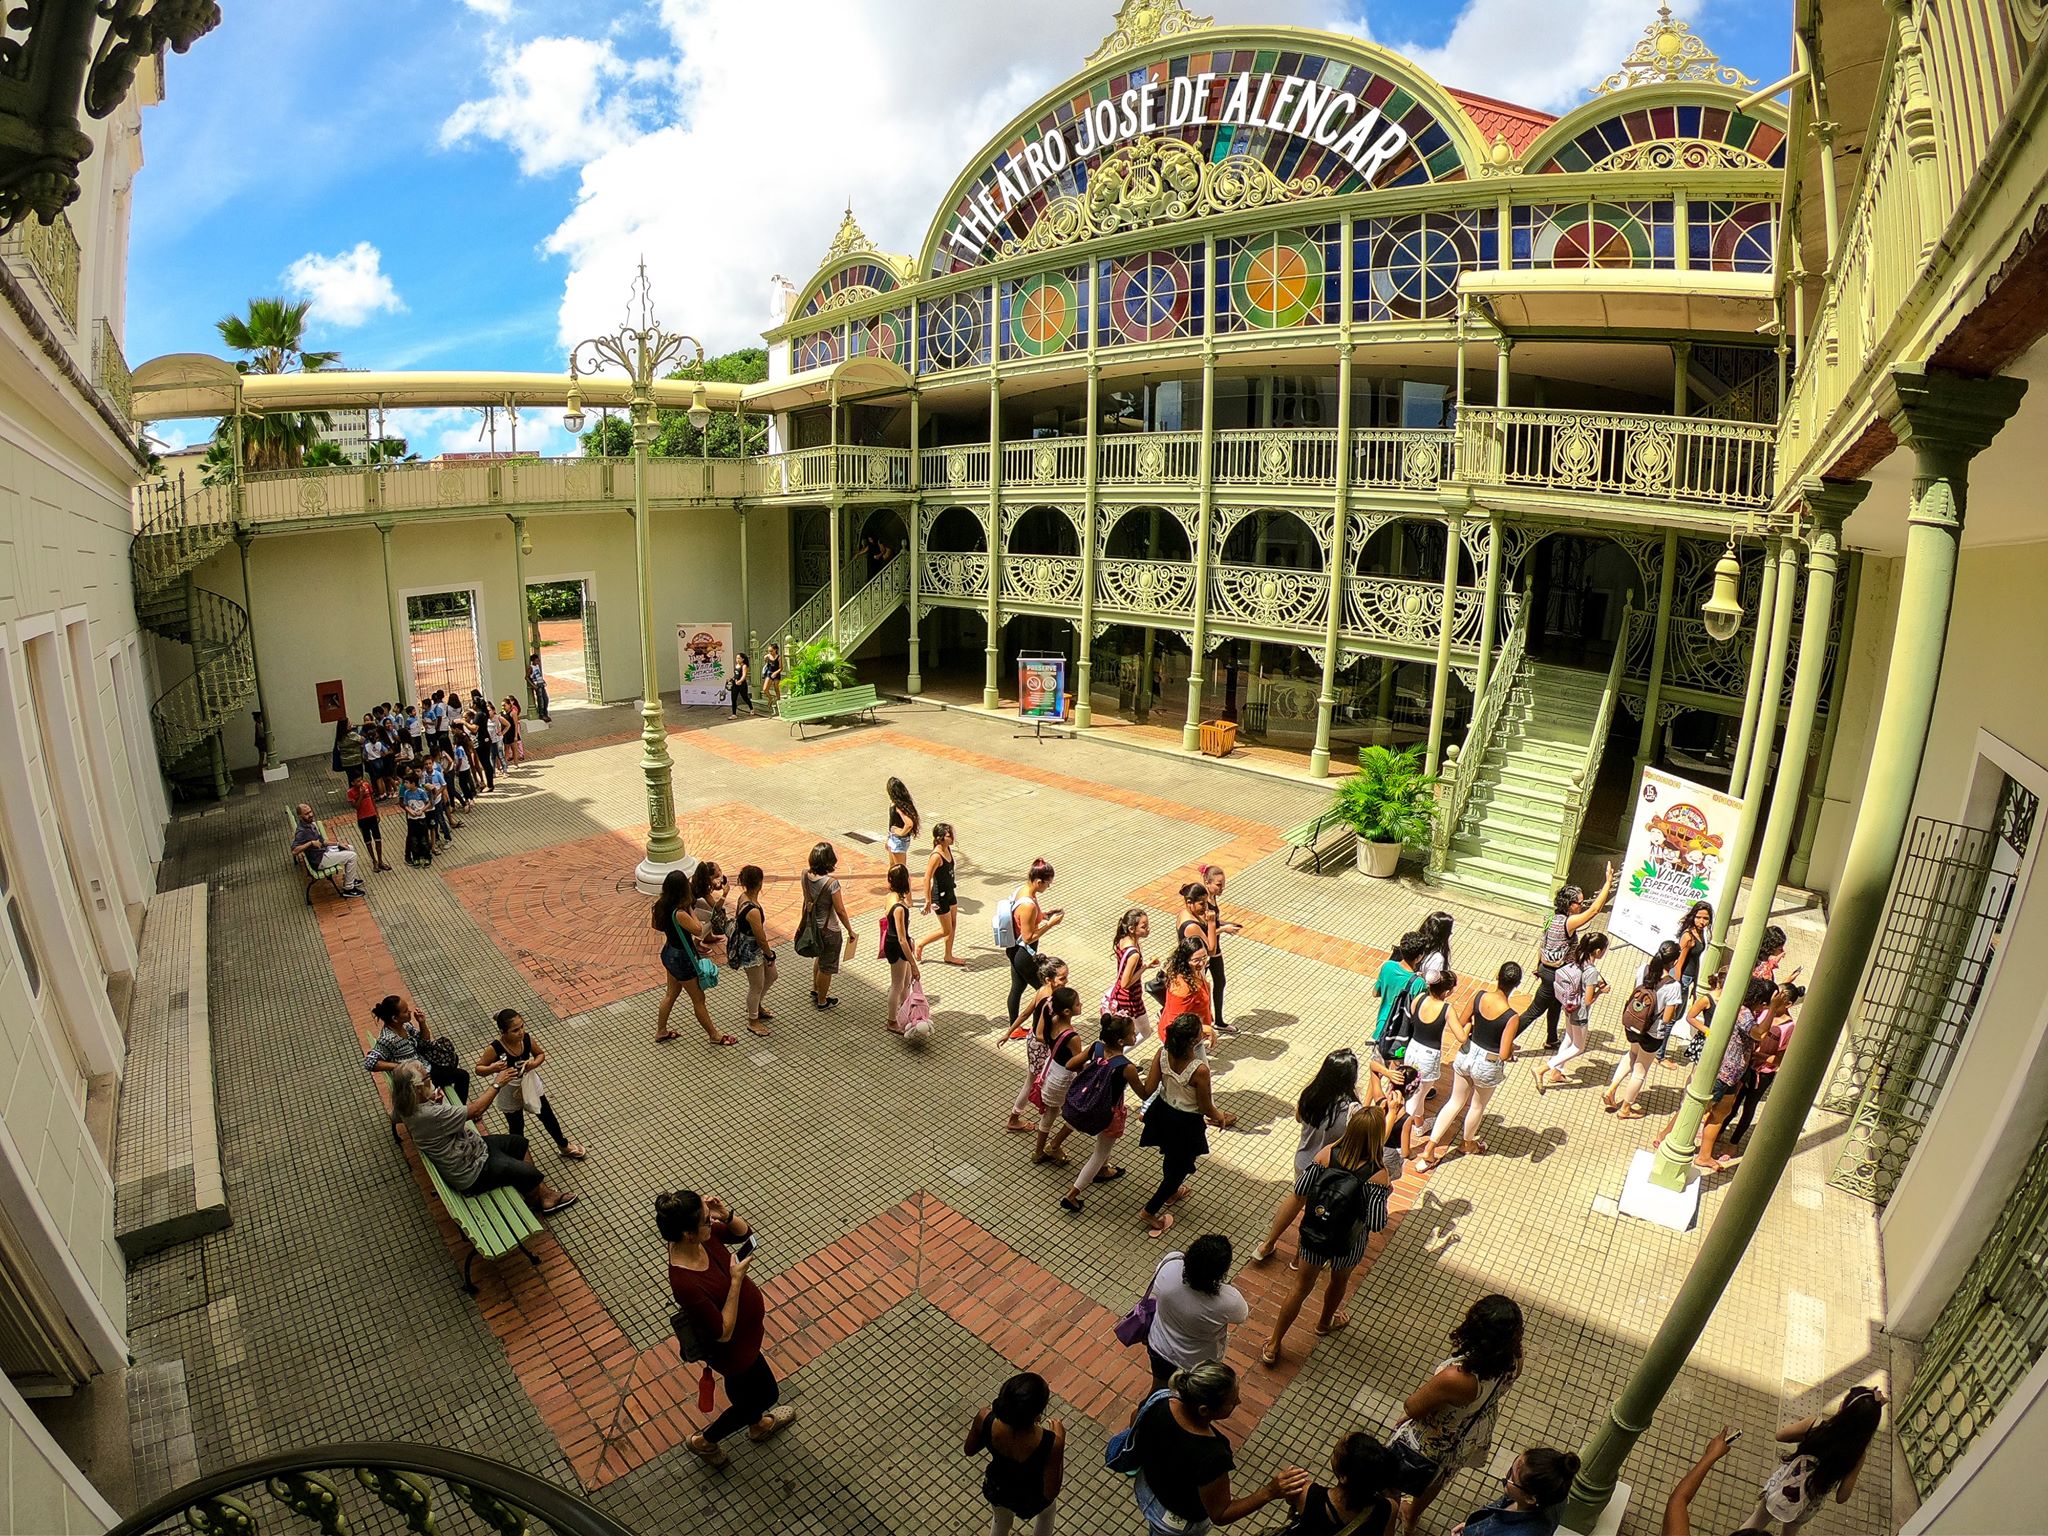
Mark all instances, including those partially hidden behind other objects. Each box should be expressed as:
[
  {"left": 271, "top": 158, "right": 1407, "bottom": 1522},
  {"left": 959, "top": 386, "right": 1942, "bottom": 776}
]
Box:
[{"left": 1061, "top": 1044, "right": 1127, "bottom": 1134}]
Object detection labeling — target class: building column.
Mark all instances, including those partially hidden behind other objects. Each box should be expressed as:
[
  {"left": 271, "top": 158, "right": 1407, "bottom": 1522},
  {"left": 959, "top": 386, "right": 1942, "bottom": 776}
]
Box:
[
  {"left": 1561, "top": 365, "right": 2023, "bottom": 1531},
  {"left": 233, "top": 532, "right": 275, "bottom": 770},
  {"left": 1726, "top": 542, "right": 1782, "bottom": 799},
  {"left": 1180, "top": 345, "right": 1218, "bottom": 752},
  {"left": 1425, "top": 510, "right": 1463, "bottom": 774},
  {"left": 1788, "top": 551, "right": 1862, "bottom": 887},
  {"left": 510, "top": 513, "right": 539, "bottom": 661},
  {"left": 1620, "top": 528, "right": 1679, "bottom": 839},
  {"left": 1495, "top": 335, "right": 1512, "bottom": 406},
  {"left": 1656, "top": 485, "right": 1866, "bottom": 1191},
  {"left": 1474, "top": 513, "right": 1502, "bottom": 699},
  {"left": 907, "top": 392, "right": 923, "bottom": 696},
  {"left": 827, "top": 499, "right": 843, "bottom": 647},
  {"left": 1707, "top": 536, "right": 1801, "bottom": 967},
  {"left": 1672, "top": 338, "right": 1693, "bottom": 414},
  {"left": 1075, "top": 363, "right": 1100, "bottom": 727},
  {"left": 738, "top": 504, "right": 753, "bottom": 659},
  {"left": 1310, "top": 341, "right": 1356, "bottom": 778},
  {"left": 377, "top": 519, "right": 406, "bottom": 701},
  {"left": 984, "top": 374, "right": 1002, "bottom": 709}
]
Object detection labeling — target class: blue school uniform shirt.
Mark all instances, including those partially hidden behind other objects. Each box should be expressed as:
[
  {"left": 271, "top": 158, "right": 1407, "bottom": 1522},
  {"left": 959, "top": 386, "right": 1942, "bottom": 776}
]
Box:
[{"left": 1456, "top": 1498, "right": 1555, "bottom": 1536}]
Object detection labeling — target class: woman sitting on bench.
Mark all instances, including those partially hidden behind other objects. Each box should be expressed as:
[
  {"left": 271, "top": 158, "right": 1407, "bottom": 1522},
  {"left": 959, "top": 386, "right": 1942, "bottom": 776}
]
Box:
[{"left": 390, "top": 1063, "right": 577, "bottom": 1216}]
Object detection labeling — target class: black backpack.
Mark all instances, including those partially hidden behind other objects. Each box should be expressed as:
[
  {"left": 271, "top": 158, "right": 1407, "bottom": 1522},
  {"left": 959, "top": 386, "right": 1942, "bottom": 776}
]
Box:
[
  {"left": 1378, "top": 985, "right": 1419, "bottom": 1062},
  {"left": 1299, "top": 1164, "right": 1367, "bottom": 1253}
]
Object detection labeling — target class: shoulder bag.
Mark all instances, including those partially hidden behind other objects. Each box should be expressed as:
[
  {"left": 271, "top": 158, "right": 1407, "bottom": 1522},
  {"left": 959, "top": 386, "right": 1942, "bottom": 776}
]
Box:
[{"left": 1113, "top": 1253, "right": 1176, "bottom": 1347}]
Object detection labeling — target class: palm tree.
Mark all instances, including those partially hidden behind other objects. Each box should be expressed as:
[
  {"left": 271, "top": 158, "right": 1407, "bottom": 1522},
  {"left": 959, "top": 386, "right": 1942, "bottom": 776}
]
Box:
[
  {"left": 214, "top": 297, "right": 339, "bottom": 471},
  {"left": 302, "top": 440, "right": 348, "bottom": 468}
]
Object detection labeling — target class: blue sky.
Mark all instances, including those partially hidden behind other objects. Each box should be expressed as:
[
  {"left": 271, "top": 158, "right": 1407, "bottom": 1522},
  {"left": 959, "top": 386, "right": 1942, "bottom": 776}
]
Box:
[{"left": 129, "top": 0, "right": 1789, "bottom": 454}]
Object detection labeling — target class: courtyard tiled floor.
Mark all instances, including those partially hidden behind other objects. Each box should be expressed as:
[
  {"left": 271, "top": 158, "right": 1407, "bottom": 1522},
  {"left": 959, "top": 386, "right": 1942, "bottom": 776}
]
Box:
[{"left": 131, "top": 699, "right": 1892, "bottom": 1535}]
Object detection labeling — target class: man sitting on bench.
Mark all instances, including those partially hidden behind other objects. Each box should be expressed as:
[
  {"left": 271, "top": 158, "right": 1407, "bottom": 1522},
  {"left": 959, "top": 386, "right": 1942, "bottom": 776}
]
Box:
[
  {"left": 291, "top": 803, "right": 365, "bottom": 897},
  {"left": 390, "top": 1062, "right": 577, "bottom": 1216}
]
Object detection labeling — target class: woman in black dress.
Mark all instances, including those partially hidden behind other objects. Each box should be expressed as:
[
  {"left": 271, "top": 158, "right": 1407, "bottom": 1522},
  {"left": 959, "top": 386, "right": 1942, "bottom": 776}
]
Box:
[
  {"left": 964, "top": 1371, "right": 1064, "bottom": 1536},
  {"left": 917, "top": 822, "right": 961, "bottom": 966},
  {"left": 1280, "top": 1430, "right": 1401, "bottom": 1536}
]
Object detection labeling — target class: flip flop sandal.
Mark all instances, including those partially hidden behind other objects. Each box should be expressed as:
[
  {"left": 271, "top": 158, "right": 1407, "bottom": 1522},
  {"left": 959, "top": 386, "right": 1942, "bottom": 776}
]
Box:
[
  {"left": 541, "top": 1194, "right": 579, "bottom": 1215},
  {"left": 1146, "top": 1213, "right": 1175, "bottom": 1238},
  {"left": 654, "top": 1031, "right": 682, "bottom": 1044},
  {"left": 709, "top": 1033, "right": 739, "bottom": 1046},
  {"left": 1617, "top": 1106, "right": 1646, "bottom": 1120},
  {"left": 1315, "top": 1313, "right": 1350, "bottom": 1336},
  {"left": 561, "top": 1145, "right": 588, "bottom": 1161}
]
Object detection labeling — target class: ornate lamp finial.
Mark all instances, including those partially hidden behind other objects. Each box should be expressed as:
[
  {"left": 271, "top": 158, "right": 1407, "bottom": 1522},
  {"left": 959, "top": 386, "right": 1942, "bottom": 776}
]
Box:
[
  {"left": 824, "top": 203, "right": 877, "bottom": 262},
  {"left": 1594, "top": 3, "right": 1756, "bottom": 95},
  {"left": 1087, "top": 0, "right": 1214, "bottom": 67}
]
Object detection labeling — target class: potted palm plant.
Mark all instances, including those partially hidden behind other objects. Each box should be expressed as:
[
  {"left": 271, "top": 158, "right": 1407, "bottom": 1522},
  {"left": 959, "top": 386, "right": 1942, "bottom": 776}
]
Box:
[{"left": 1335, "top": 744, "right": 1440, "bottom": 877}]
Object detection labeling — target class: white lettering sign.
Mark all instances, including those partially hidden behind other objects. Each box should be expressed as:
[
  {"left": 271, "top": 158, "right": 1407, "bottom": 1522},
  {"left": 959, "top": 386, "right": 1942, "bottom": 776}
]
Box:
[{"left": 945, "top": 69, "right": 1413, "bottom": 258}]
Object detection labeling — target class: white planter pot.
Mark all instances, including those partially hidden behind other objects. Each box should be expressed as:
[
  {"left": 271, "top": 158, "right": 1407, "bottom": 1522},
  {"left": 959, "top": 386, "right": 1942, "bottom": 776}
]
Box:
[{"left": 1356, "top": 839, "right": 1403, "bottom": 878}]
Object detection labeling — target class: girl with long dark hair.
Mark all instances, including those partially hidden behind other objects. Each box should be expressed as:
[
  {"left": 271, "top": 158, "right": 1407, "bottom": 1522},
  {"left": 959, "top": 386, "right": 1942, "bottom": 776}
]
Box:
[
  {"left": 652, "top": 870, "right": 734, "bottom": 1046},
  {"left": 916, "top": 822, "right": 962, "bottom": 966},
  {"left": 1198, "top": 863, "right": 1242, "bottom": 1034},
  {"left": 1525, "top": 864, "right": 1614, "bottom": 1051},
  {"left": 1158, "top": 933, "right": 1214, "bottom": 1047},
  {"left": 1390, "top": 1294, "right": 1525, "bottom": 1533},
  {"left": 1137, "top": 1015, "right": 1235, "bottom": 1239},
  {"left": 882, "top": 863, "right": 920, "bottom": 1033},
  {"left": 1007, "top": 955, "right": 1070, "bottom": 1134},
  {"left": 1251, "top": 1049, "right": 1361, "bottom": 1263},
  {"left": 1415, "top": 962, "right": 1524, "bottom": 1174},
  {"left": 1281, "top": 1430, "right": 1402, "bottom": 1536},
  {"left": 1536, "top": 930, "right": 1609, "bottom": 1091},
  {"left": 1604, "top": 939, "right": 1684, "bottom": 1118},
  {"left": 1258, "top": 1106, "right": 1393, "bottom": 1365},
  {"left": 1416, "top": 911, "right": 1454, "bottom": 986},
  {"left": 1670, "top": 898, "right": 1715, "bottom": 1063},
  {"left": 1748, "top": 1385, "right": 1886, "bottom": 1531},
  {"left": 1003, "top": 857, "right": 1063, "bottom": 1026},
  {"left": 884, "top": 776, "right": 919, "bottom": 873},
  {"left": 1102, "top": 906, "right": 1155, "bottom": 1039}
]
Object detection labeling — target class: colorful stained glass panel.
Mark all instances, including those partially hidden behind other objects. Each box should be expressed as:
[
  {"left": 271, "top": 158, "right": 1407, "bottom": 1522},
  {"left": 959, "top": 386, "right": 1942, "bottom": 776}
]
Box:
[
  {"left": 1689, "top": 200, "right": 1776, "bottom": 274},
  {"left": 918, "top": 287, "right": 991, "bottom": 374},
  {"left": 798, "top": 260, "right": 900, "bottom": 319},
  {"left": 1218, "top": 227, "right": 1337, "bottom": 331},
  {"left": 1103, "top": 249, "right": 1200, "bottom": 345},
  {"left": 1356, "top": 210, "right": 1492, "bottom": 322},
  {"left": 1002, "top": 270, "right": 1083, "bottom": 358}
]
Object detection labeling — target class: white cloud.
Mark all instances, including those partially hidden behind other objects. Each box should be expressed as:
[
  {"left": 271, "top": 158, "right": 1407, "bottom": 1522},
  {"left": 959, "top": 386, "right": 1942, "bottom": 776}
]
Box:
[
  {"left": 381, "top": 405, "right": 576, "bottom": 461},
  {"left": 1373, "top": 0, "right": 1708, "bottom": 114},
  {"left": 283, "top": 241, "right": 406, "bottom": 327},
  {"left": 440, "top": 34, "right": 662, "bottom": 177},
  {"left": 459, "top": 0, "right": 516, "bottom": 17}
]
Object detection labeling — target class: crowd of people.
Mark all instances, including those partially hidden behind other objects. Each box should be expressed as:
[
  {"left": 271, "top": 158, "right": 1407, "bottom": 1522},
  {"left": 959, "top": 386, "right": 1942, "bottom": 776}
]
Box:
[{"left": 341, "top": 741, "right": 1857, "bottom": 1534}]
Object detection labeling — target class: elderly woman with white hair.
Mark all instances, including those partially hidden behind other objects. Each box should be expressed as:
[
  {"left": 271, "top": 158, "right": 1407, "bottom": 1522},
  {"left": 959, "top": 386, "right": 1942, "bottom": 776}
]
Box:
[{"left": 390, "top": 1061, "right": 578, "bottom": 1215}]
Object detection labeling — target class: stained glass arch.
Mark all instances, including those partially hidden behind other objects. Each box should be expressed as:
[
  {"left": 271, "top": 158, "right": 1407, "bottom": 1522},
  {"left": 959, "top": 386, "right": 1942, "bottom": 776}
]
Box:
[{"left": 1520, "top": 87, "right": 1788, "bottom": 176}]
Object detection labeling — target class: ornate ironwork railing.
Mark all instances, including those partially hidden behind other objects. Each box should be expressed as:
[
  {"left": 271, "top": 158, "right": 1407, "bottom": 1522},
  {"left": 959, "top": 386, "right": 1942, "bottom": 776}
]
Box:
[
  {"left": 1003, "top": 437, "right": 1086, "bottom": 490},
  {"left": 1459, "top": 404, "right": 1773, "bottom": 511},
  {"left": 925, "top": 443, "right": 992, "bottom": 494},
  {"left": 1342, "top": 576, "right": 1485, "bottom": 653},
  {"left": 1211, "top": 428, "right": 1341, "bottom": 489},
  {"left": 1098, "top": 557, "right": 1198, "bottom": 618},
  {"left": 132, "top": 474, "right": 236, "bottom": 597},
  {"left": 777, "top": 580, "right": 837, "bottom": 654},
  {"left": 829, "top": 552, "right": 909, "bottom": 650},
  {"left": 1432, "top": 592, "right": 1529, "bottom": 872},
  {"left": 1002, "top": 553, "right": 1085, "bottom": 607},
  {"left": 920, "top": 549, "right": 990, "bottom": 601},
  {"left": 1210, "top": 562, "right": 1329, "bottom": 631},
  {"left": 142, "top": 585, "right": 257, "bottom": 770},
  {"left": 107, "top": 1443, "right": 641, "bottom": 1536},
  {"left": 753, "top": 446, "right": 910, "bottom": 497},
  {"left": 1555, "top": 600, "right": 1631, "bottom": 879},
  {"left": 1099, "top": 430, "right": 1203, "bottom": 488},
  {"left": 94, "top": 318, "right": 132, "bottom": 423},
  {"left": 0, "top": 209, "right": 80, "bottom": 329},
  {"left": 1355, "top": 427, "right": 1455, "bottom": 491}
]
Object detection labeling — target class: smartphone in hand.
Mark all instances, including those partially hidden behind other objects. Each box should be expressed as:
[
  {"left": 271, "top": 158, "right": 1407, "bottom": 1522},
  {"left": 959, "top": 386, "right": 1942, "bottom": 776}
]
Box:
[{"left": 733, "top": 1234, "right": 757, "bottom": 1261}]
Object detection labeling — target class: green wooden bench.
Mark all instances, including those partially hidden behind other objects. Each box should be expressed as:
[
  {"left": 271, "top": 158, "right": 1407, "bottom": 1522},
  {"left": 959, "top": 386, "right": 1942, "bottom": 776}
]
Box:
[
  {"left": 1282, "top": 805, "right": 1356, "bottom": 871},
  {"left": 287, "top": 810, "right": 351, "bottom": 905},
  {"left": 392, "top": 1082, "right": 544, "bottom": 1295},
  {"left": 781, "top": 683, "right": 881, "bottom": 739}
]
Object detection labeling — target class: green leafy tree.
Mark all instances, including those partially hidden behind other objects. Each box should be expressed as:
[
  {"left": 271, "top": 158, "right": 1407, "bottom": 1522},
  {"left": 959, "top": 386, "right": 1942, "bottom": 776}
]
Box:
[
  {"left": 579, "top": 346, "right": 769, "bottom": 460},
  {"left": 302, "top": 440, "right": 348, "bottom": 467},
  {"left": 366, "top": 435, "right": 416, "bottom": 464},
  {"left": 213, "top": 297, "right": 339, "bottom": 471}
]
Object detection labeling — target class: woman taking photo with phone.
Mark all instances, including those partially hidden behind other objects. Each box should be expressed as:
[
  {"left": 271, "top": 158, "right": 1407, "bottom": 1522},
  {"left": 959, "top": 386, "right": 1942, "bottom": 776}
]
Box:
[
  {"left": 660, "top": 1189, "right": 794, "bottom": 1465},
  {"left": 1002, "top": 858, "right": 1064, "bottom": 1027}
]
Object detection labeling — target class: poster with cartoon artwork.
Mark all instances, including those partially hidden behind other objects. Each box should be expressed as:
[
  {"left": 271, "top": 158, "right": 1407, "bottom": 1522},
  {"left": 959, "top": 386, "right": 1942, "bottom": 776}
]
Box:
[
  {"left": 1610, "top": 767, "right": 1742, "bottom": 958},
  {"left": 675, "top": 624, "right": 732, "bottom": 707}
]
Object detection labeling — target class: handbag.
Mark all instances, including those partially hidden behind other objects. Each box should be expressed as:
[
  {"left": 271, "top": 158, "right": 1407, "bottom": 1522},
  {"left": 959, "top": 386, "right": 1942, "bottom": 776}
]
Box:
[
  {"left": 1113, "top": 1254, "right": 1174, "bottom": 1347},
  {"left": 1105, "top": 1387, "right": 1173, "bottom": 1475},
  {"left": 519, "top": 1069, "right": 545, "bottom": 1114},
  {"left": 1027, "top": 1027, "right": 1077, "bottom": 1112},
  {"left": 793, "top": 882, "right": 822, "bottom": 958},
  {"left": 672, "top": 920, "right": 719, "bottom": 991},
  {"left": 1144, "top": 970, "right": 1168, "bottom": 1006}
]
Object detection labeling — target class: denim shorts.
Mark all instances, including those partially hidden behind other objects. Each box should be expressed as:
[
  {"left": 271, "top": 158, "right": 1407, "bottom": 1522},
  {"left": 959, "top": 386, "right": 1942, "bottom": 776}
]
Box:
[
  {"left": 1454, "top": 1042, "right": 1506, "bottom": 1087},
  {"left": 1134, "top": 1473, "right": 1211, "bottom": 1535},
  {"left": 886, "top": 832, "right": 910, "bottom": 855}
]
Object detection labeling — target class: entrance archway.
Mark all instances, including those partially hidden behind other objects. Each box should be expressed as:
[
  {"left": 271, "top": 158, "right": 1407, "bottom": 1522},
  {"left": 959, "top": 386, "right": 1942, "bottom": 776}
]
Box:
[{"left": 1522, "top": 531, "right": 1646, "bottom": 664}]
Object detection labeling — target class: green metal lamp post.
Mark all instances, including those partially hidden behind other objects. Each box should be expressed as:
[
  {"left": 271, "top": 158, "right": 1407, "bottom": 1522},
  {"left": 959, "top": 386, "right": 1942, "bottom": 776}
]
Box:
[{"left": 562, "top": 262, "right": 710, "bottom": 892}]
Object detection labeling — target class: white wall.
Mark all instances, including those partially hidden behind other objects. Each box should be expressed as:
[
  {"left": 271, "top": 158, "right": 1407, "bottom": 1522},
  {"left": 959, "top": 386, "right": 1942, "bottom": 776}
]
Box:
[
  {"left": 206, "top": 501, "right": 793, "bottom": 765},
  {"left": 0, "top": 1370, "right": 116, "bottom": 1534}
]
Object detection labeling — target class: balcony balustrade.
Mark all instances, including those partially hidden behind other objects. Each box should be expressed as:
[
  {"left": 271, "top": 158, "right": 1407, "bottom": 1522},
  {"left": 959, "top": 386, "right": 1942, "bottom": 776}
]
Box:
[
  {"left": 1, "top": 210, "right": 80, "bottom": 330},
  {"left": 1344, "top": 575, "right": 1486, "bottom": 654},
  {"left": 753, "top": 445, "right": 910, "bottom": 498},
  {"left": 919, "top": 550, "right": 990, "bottom": 602},
  {"left": 1097, "top": 557, "right": 1199, "bottom": 620},
  {"left": 1208, "top": 562, "right": 1329, "bottom": 631},
  {"left": 94, "top": 318, "right": 132, "bottom": 424},
  {"left": 1099, "top": 429, "right": 1203, "bottom": 488},
  {"left": 1001, "top": 553, "right": 1085, "bottom": 607},
  {"left": 1458, "top": 405, "right": 1774, "bottom": 513}
]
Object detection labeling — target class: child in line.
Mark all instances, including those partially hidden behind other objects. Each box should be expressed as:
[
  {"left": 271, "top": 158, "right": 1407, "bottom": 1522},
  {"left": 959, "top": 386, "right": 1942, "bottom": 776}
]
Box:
[{"left": 964, "top": 1372, "right": 1064, "bottom": 1536}]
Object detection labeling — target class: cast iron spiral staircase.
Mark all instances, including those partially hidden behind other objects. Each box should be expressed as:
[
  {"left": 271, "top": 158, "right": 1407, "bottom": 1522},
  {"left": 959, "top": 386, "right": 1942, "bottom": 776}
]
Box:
[{"left": 130, "top": 474, "right": 254, "bottom": 800}]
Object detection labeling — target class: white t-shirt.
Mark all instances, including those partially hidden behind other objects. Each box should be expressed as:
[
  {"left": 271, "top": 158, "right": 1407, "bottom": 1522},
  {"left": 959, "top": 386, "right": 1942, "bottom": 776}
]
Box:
[
  {"left": 1637, "top": 965, "right": 1684, "bottom": 1019},
  {"left": 1146, "top": 1254, "right": 1249, "bottom": 1370}
]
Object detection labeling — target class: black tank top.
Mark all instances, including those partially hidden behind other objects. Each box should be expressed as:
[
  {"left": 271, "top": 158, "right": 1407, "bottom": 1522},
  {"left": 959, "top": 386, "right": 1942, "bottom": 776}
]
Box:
[
  {"left": 1469, "top": 996, "right": 1518, "bottom": 1054},
  {"left": 1413, "top": 997, "right": 1450, "bottom": 1050},
  {"left": 982, "top": 1420, "right": 1056, "bottom": 1518}
]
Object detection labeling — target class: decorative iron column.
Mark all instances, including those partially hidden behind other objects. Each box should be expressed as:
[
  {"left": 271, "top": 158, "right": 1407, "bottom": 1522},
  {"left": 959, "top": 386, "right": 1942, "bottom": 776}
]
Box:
[
  {"left": 1653, "top": 484, "right": 1865, "bottom": 1193},
  {"left": 1726, "top": 542, "right": 1781, "bottom": 799},
  {"left": 1474, "top": 513, "right": 1502, "bottom": 699},
  {"left": 1425, "top": 510, "right": 1463, "bottom": 774},
  {"left": 1561, "top": 366, "right": 2022, "bottom": 1531},
  {"left": 1495, "top": 335, "right": 1512, "bottom": 405},
  {"left": 1706, "top": 536, "right": 1800, "bottom": 968},
  {"left": 1075, "top": 362, "right": 1100, "bottom": 727},
  {"left": 377, "top": 519, "right": 406, "bottom": 702},
  {"left": 907, "top": 390, "right": 923, "bottom": 696},
  {"left": 1180, "top": 342, "right": 1218, "bottom": 752},
  {"left": 984, "top": 373, "right": 1002, "bottom": 709},
  {"left": 510, "top": 513, "right": 539, "bottom": 662},
  {"left": 829, "top": 395, "right": 843, "bottom": 647},
  {"left": 738, "top": 504, "right": 753, "bottom": 661},
  {"left": 1621, "top": 527, "right": 1678, "bottom": 840},
  {"left": 1310, "top": 341, "right": 1356, "bottom": 778},
  {"left": 1788, "top": 551, "right": 1862, "bottom": 887},
  {"left": 234, "top": 531, "right": 275, "bottom": 771}
]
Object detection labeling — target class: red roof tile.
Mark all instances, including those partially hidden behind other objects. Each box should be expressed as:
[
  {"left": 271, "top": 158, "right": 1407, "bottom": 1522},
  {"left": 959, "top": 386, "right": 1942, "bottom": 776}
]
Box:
[{"left": 1448, "top": 87, "right": 1556, "bottom": 156}]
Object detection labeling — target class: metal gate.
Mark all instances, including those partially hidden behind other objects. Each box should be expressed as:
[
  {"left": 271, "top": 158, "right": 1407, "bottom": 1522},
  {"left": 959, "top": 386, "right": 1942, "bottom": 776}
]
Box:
[
  {"left": 1897, "top": 1116, "right": 2048, "bottom": 1495},
  {"left": 1827, "top": 778, "right": 2038, "bottom": 1201},
  {"left": 579, "top": 584, "right": 602, "bottom": 705}
]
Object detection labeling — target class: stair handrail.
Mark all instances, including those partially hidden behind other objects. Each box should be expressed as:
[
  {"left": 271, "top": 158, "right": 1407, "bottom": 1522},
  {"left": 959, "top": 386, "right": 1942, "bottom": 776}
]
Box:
[
  {"left": 1552, "top": 598, "right": 1632, "bottom": 880},
  {"left": 150, "top": 586, "right": 255, "bottom": 768},
  {"left": 1431, "top": 588, "right": 1529, "bottom": 874},
  {"left": 131, "top": 472, "right": 236, "bottom": 600},
  {"left": 774, "top": 551, "right": 909, "bottom": 657}
]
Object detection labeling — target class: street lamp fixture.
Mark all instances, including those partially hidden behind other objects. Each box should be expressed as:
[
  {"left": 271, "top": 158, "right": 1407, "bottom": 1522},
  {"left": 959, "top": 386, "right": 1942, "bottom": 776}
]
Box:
[
  {"left": 1701, "top": 538, "right": 1744, "bottom": 642},
  {"left": 688, "top": 384, "right": 711, "bottom": 432},
  {"left": 564, "top": 260, "right": 707, "bottom": 891}
]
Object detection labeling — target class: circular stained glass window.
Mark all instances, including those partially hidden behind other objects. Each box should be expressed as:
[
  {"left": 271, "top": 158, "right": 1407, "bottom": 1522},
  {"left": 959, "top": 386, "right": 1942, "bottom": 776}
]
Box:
[
  {"left": 1710, "top": 203, "right": 1774, "bottom": 273},
  {"left": 1109, "top": 253, "right": 1191, "bottom": 344},
  {"left": 924, "top": 292, "right": 985, "bottom": 370},
  {"left": 861, "top": 316, "right": 901, "bottom": 362},
  {"left": 1369, "top": 217, "right": 1475, "bottom": 320},
  {"left": 1536, "top": 203, "right": 1652, "bottom": 269},
  {"left": 1231, "top": 234, "right": 1324, "bottom": 329},
  {"left": 1011, "top": 272, "right": 1078, "bottom": 356}
]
